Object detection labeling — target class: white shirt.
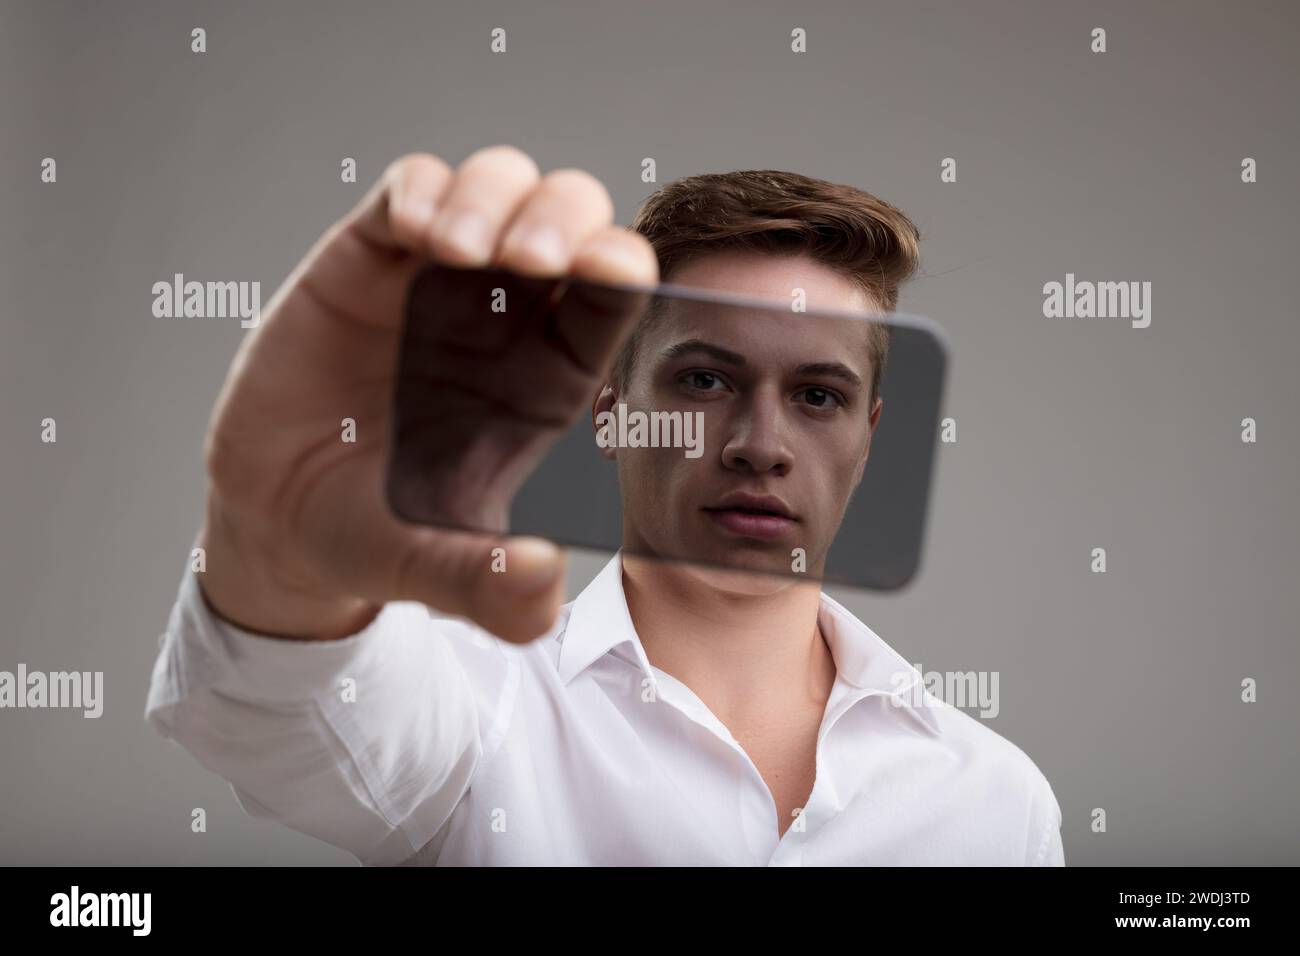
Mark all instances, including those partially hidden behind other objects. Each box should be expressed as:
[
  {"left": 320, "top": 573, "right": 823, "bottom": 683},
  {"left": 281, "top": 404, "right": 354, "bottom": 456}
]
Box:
[{"left": 145, "top": 551, "right": 1064, "bottom": 866}]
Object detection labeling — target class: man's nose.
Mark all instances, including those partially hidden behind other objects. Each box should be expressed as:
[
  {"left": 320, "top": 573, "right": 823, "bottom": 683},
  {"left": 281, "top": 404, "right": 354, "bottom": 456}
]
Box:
[{"left": 719, "top": 388, "right": 795, "bottom": 476}]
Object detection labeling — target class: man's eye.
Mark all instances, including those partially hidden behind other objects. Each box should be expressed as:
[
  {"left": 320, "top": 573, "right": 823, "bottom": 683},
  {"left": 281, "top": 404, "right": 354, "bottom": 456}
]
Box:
[
  {"left": 799, "top": 387, "right": 843, "bottom": 409},
  {"left": 684, "top": 371, "right": 723, "bottom": 390}
]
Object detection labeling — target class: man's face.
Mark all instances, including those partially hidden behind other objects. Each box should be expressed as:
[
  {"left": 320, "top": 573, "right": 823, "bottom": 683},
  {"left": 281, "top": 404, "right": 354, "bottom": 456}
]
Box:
[{"left": 593, "top": 250, "right": 885, "bottom": 594}]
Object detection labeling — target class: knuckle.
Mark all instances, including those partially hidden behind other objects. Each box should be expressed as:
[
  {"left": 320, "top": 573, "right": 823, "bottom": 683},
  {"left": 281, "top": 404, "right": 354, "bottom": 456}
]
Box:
[
  {"left": 389, "top": 152, "right": 450, "bottom": 187},
  {"left": 460, "top": 144, "right": 541, "bottom": 181},
  {"left": 385, "top": 152, "right": 422, "bottom": 180},
  {"left": 578, "top": 226, "right": 660, "bottom": 283},
  {"left": 544, "top": 168, "right": 613, "bottom": 215},
  {"left": 624, "top": 230, "right": 661, "bottom": 272},
  {"left": 201, "top": 429, "right": 223, "bottom": 482},
  {"left": 203, "top": 426, "right": 252, "bottom": 499},
  {"left": 598, "top": 225, "right": 651, "bottom": 255}
]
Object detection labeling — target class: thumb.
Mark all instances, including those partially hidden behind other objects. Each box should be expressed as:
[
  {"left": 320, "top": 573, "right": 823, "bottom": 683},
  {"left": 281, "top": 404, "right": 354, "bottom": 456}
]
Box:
[
  {"left": 474, "top": 536, "right": 569, "bottom": 644},
  {"left": 392, "top": 530, "right": 567, "bottom": 644}
]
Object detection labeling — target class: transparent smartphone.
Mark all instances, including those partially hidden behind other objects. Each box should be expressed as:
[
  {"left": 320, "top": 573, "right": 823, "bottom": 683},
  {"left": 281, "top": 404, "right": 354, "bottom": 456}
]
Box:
[{"left": 386, "top": 261, "right": 948, "bottom": 591}]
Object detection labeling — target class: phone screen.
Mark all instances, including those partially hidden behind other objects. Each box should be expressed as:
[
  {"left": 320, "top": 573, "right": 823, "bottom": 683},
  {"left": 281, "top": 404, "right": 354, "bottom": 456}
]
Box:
[{"left": 387, "top": 262, "right": 948, "bottom": 591}]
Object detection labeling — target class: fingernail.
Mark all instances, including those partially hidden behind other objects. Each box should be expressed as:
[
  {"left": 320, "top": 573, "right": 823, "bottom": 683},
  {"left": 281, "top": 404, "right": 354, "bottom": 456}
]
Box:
[
  {"left": 402, "top": 197, "right": 435, "bottom": 228},
  {"left": 511, "top": 223, "right": 567, "bottom": 270},
  {"left": 593, "top": 239, "right": 651, "bottom": 280},
  {"left": 498, "top": 538, "right": 562, "bottom": 594},
  {"left": 437, "top": 209, "right": 493, "bottom": 261}
]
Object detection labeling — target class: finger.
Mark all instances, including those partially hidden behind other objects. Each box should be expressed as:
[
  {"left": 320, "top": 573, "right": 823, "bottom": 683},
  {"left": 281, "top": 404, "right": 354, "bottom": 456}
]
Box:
[
  {"left": 299, "top": 454, "right": 568, "bottom": 644},
  {"left": 285, "top": 154, "right": 455, "bottom": 334},
  {"left": 469, "top": 537, "right": 569, "bottom": 644},
  {"left": 548, "top": 226, "right": 659, "bottom": 376},
  {"left": 345, "top": 152, "right": 456, "bottom": 255},
  {"left": 570, "top": 224, "right": 660, "bottom": 290},
  {"left": 390, "top": 530, "right": 568, "bottom": 645},
  {"left": 494, "top": 167, "right": 616, "bottom": 278},
  {"left": 426, "top": 145, "right": 542, "bottom": 267},
  {"left": 291, "top": 153, "right": 454, "bottom": 331}
]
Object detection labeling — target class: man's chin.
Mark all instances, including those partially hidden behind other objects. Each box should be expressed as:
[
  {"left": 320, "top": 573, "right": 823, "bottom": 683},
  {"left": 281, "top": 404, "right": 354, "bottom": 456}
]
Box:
[
  {"left": 674, "top": 548, "right": 806, "bottom": 597},
  {"left": 621, "top": 534, "right": 817, "bottom": 595}
]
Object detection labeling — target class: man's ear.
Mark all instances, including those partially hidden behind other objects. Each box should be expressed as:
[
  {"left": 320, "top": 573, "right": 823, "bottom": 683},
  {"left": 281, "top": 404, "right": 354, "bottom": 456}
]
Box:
[
  {"left": 850, "top": 396, "right": 884, "bottom": 491},
  {"left": 592, "top": 384, "right": 618, "bottom": 461}
]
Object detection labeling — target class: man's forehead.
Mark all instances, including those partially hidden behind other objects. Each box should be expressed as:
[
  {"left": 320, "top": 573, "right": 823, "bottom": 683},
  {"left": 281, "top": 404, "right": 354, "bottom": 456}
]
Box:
[
  {"left": 642, "top": 304, "right": 875, "bottom": 377},
  {"left": 666, "top": 249, "right": 874, "bottom": 310}
]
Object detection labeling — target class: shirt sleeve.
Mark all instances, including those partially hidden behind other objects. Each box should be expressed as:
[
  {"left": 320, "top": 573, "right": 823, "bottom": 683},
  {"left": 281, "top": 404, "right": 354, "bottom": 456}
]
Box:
[
  {"left": 143, "top": 566, "right": 506, "bottom": 865},
  {"left": 1028, "top": 778, "right": 1066, "bottom": 867}
]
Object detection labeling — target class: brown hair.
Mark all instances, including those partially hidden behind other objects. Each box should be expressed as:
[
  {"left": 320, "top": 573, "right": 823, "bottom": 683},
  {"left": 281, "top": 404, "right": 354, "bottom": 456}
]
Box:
[{"left": 612, "top": 169, "right": 923, "bottom": 405}]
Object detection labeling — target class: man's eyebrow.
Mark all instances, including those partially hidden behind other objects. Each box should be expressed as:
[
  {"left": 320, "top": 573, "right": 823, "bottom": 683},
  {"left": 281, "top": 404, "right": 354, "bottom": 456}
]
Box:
[
  {"left": 658, "top": 339, "right": 746, "bottom": 367},
  {"left": 659, "top": 339, "right": 864, "bottom": 389},
  {"left": 793, "top": 361, "right": 863, "bottom": 389}
]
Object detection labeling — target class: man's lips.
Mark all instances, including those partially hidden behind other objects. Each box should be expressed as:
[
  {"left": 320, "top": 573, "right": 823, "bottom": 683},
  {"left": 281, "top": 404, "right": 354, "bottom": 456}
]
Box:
[{"left": 702, "top": 507, "right": 798, "bottom": 541}]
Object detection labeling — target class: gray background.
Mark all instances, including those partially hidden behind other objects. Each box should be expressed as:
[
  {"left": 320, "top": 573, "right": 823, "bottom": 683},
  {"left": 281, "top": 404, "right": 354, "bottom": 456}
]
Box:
[{"left": 2, "top": 0, "right": 1297, "bottom": 865}]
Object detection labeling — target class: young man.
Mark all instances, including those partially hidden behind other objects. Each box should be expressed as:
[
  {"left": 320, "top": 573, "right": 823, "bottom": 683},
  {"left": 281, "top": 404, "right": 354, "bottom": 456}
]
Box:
[{"left": 145, "top": 145, "right": 1064, "bottom": 865}]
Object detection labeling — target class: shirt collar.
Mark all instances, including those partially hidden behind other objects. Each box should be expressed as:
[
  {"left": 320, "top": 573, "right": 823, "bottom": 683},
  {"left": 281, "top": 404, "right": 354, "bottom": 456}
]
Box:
[{"left": 554, "top": 551, "right": 942, "bottom": 736}]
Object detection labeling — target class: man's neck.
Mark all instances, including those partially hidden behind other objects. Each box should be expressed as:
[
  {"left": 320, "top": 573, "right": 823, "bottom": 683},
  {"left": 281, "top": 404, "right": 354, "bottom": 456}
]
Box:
[{"left": 620, "top": 554, "right": 838, "bottom": 727}]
